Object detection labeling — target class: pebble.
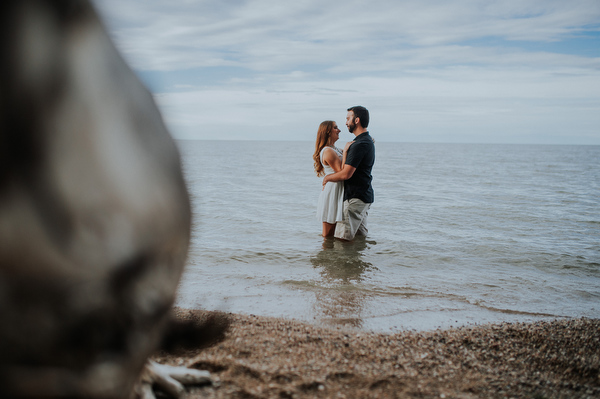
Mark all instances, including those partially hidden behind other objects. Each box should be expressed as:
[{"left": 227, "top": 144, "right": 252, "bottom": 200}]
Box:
[{"left": 155, "top": 311, "right": 600, "bottom": 399}]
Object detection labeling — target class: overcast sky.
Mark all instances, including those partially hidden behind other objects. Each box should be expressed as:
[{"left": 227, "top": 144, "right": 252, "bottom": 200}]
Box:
[{"left": 92, "top": 0, "right": 600, "bottom": 144}]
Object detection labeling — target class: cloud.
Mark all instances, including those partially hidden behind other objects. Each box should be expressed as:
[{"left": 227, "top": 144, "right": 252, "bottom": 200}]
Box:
[
  {"left": 92, "top": 0, "right": 600, "bottom": 144},
  {"left": 94, "top": 1, "right": 600, "bottom": 71}
]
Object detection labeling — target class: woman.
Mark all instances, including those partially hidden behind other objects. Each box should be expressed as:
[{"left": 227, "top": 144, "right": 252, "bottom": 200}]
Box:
[{"left": 313, "top": 121, "right": 353, "bottom": 237}]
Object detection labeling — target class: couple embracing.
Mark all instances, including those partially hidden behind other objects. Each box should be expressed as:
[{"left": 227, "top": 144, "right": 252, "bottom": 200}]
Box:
[{"left": 313, "top": 106, "right": 375, "bottom": 240}]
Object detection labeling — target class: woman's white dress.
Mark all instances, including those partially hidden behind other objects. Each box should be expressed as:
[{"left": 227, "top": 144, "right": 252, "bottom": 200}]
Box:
[{"left": 316, "top": 146, "right": 344, "bottom": 224}]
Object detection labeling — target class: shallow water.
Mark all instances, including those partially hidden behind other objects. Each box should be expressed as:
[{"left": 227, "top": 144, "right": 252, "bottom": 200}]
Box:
[{"left": 175, "top": 140, "right": 600, "bottom": 332}]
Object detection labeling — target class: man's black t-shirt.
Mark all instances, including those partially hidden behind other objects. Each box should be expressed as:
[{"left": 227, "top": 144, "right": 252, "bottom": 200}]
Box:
[{"left": 344, "top": 131, "right": 375, "bottom": 203}]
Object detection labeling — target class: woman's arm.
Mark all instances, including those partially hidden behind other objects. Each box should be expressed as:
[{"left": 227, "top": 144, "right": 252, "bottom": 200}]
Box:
[
  {"left": 341, "top": 141, "right": 354, "bottom": 168},
  {"left": 322, "top": 147, "right": 343, "bottom": 172},
  {"left": 322, "top": 141, "right": 357, "bottom": 186}
]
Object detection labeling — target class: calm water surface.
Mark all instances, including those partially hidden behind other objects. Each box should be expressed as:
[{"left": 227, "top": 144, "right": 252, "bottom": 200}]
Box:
[{"left": 175, "top": 140, "right": 600, "bottom": 332}]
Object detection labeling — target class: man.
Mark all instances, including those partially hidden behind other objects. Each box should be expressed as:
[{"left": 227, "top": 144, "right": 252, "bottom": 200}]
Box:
[{"left": 323, "top": 106, "right": 375, "bottom": 241}]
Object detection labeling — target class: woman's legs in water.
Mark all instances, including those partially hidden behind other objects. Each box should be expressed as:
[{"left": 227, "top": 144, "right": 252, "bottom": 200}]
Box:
[{"left": 322, "top": 222, "right": 336, "bottom": 237}]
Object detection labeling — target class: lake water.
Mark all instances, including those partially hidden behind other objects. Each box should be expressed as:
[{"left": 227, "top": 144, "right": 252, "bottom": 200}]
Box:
[{"left": 175, "top": 140, "right": 600, "bottom": 332}]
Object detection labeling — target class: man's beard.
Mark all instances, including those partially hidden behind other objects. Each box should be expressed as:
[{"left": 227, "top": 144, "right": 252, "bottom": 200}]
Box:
[{"left": 347, "top": 122, "right": 356, "bottom": 133}]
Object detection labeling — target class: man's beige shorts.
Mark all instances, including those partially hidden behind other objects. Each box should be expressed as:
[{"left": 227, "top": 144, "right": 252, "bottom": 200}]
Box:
[{"left": 334, "top": 198, "right": 371, "bottom": 241}]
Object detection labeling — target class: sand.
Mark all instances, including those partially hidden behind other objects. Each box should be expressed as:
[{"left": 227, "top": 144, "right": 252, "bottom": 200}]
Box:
[{"left": 153, "top": 309, "right": 600, "bottom": 398}]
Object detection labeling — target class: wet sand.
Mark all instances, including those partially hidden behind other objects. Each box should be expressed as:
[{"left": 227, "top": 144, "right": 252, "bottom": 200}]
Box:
[{"left": 154, "top": 309, "right": 600, "bottom": 398}]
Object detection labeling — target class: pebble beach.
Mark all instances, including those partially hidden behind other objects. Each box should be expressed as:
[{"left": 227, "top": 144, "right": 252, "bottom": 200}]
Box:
[{"left": 153, "top": 309, "right": 600, "bottom": 398}]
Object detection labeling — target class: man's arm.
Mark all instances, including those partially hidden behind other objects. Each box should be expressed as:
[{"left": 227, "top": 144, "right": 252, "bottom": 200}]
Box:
[{"left": 323, "top": 164, "right": 356, "bottom": 186}]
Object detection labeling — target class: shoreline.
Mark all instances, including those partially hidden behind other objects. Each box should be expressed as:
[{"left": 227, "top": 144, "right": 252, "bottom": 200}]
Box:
[{"left": 154, "top": 309, "right": 600, "bottom": 398}]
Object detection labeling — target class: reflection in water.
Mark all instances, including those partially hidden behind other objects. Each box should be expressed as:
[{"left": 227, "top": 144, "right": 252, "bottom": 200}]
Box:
[{"left": 310, "top": 237, "right": 376, "bottom": 328}]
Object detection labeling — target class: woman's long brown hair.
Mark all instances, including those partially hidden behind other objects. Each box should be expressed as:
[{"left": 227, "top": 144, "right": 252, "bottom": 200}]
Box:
[{"left": 313, "top": 120, "right": 335, "bottom": 177}]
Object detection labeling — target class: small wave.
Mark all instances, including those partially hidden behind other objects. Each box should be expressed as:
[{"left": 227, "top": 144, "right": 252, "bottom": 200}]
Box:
[
  {"left": 281, "top": 280, "right": 368, "bottom": 292},
  {"left": 227, "top": 250, "right": 306, "bottom": 264},
  {"left": 475, "top": 303, "right": 563, "bottom": 318}
]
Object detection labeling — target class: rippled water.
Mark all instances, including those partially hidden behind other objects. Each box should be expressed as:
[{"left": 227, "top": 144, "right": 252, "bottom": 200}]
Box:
[{"left": 175, "top": 140, "right": 600, "bottom": 332}]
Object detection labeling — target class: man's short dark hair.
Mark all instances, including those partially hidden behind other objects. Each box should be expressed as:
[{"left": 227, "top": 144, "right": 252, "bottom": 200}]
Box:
[{"left": 347, "top": 106, "right": 369, "bottom": 128}]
